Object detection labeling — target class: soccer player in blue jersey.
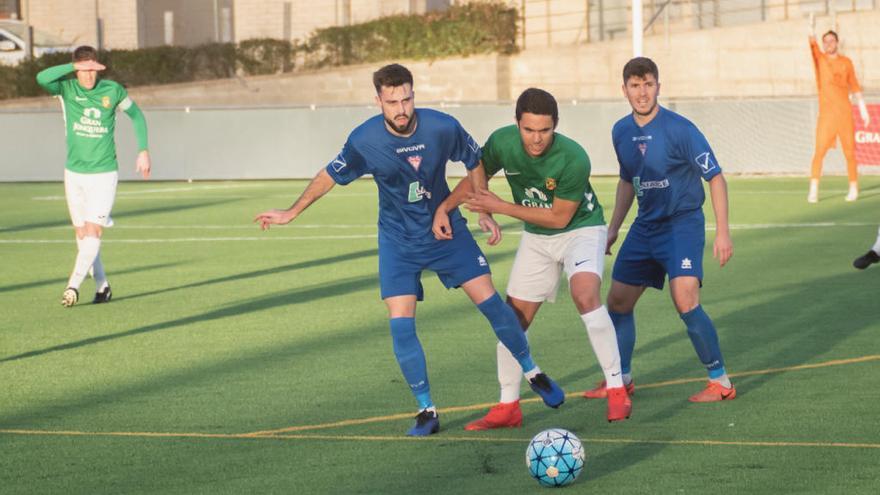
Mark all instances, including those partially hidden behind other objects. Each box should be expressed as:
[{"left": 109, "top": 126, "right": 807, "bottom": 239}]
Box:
[
  {"left": 254, "top": 64, "right": 564, "bottom": 435},
  {"left": 583, "top": 57, "right": 736, "bottom": 403}
]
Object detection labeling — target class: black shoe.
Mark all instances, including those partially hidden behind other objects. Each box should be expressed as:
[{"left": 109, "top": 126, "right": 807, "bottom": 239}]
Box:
[
  {"left": 853, "top": 250, "right": 880, "bottom": 270},
  {"left": 406, "top": 409, "right": 440, "bottom": 436},
  {"left": 93, "top": 285, "right": 112, "bottom": 304}
]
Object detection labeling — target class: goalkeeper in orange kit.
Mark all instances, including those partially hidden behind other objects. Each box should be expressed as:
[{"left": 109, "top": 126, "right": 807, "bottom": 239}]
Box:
[{"left": 807, "top": 16, "right": 870, "bottom": 203}]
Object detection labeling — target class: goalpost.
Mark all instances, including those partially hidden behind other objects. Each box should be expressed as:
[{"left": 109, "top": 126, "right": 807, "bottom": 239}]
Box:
[{"left": 632, "top": 0, "right": 643, "bottom": 57}]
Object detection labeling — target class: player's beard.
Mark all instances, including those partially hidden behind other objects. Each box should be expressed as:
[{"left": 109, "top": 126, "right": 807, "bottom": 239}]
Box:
[
  {"left": 386, "top": 111, "right": 417, "bottom": 135},
  {"left": 633, "top": 99, "right": 657, "bottom": 117}
]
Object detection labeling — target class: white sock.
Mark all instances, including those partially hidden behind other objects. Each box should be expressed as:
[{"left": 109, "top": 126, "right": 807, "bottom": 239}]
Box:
[
  {"left": 710, "top": 374, "right": 732, "bottom": 389},
  {"left": 872, "top": 226, "right": 880, "bottom": 255},
  {"left": 77, "top": 237, "right": 108, "bottom": 290},
  {"left": 581, "top": 305, "right": 624, "bottom": 389},
  {"left": 497, "top": 341, "right": 523, "bottom": 403},
  {"left": 523, "top": 365, "right": 541, "bottom": 381},
  {"left": 68, "top": 236, "right": 100, "bottom": 290}
]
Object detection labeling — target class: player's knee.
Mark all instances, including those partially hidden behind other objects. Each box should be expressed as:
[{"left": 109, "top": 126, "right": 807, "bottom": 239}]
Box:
[
  {"left": 572, "top": 292, "right": 601, "bottom": 314},
  {"left": 673, "top": 297, "right": 699, "bottom": 314},
  {"left": 606, "top": 291, "right": 634, "bottom": 313}
]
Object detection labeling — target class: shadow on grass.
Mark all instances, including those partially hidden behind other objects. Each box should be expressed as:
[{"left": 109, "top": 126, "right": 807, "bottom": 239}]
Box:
[
  {"left": 1, "top": 199, "right": 241, "bottom": 234},
  {"left": 111, "top": 248, "right": 378, "bottom": 302},
  {"left": 0, "top": 275, "right": 378, "bottom": 364},
  {"left": 0, "top": 262, "right": 184, "bottom": 294}
]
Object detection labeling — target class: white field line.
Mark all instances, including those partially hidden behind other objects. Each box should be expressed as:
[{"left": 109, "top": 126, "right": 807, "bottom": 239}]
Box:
[
  {"left": 30, "top": 192, "right": 378, "bottom": 200},
  {"left": 36, "top": 224, "right": 378, "bottom": 230},
  {"left": 0, "top": 222, "right": 876, "bottom": 243}
]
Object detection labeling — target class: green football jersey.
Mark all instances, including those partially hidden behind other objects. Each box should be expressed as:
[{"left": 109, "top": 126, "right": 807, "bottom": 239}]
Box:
[
  {"left": 482, "top": 125, "right": 604, "bottom": 235},
  {"left": 37, "top": 63, "right": 134, "bottom": 174}
]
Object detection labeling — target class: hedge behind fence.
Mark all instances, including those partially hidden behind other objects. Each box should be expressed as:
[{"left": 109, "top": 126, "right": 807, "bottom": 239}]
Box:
[
  {"left": 0, "top": 2, "right": 516, "bottom": 100},
  {"left": 305, "top": 2, "right": 517, "bottom": 67}
]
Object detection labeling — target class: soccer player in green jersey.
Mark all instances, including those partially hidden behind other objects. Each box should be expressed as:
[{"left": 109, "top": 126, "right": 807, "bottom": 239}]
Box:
[
  {"left": 36, "top": 45, "right": 151, "bottom": 307},
  {"left": 436, "top": 88, "right": 631, "bottom": 427}
]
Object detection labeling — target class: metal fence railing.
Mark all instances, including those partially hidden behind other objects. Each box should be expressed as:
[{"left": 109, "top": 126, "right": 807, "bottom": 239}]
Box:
[{"left": 518, "top": 0, "right": 879, "bottom": 49}]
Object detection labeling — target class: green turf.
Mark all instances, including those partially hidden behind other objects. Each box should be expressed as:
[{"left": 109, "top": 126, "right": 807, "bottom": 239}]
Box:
[{"left": 1, "top": 176, "right": 879, "bottom": 494}]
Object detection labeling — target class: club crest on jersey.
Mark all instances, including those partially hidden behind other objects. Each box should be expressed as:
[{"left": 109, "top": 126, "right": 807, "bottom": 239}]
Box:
[
  {"left": 638, "top": 142, "right": 648, "bottom": 156},
  {"left": 695, "top": 152, "right": 717, "bottom": 174},
  {"left": 101, "top": 96, "right": 111, "bottom": 108},
  {"left": 545, "top": 178, "right": 556, "bottom": 190},
  {"left": 407, "top": 155, "right": 422, "bottom": 170}
]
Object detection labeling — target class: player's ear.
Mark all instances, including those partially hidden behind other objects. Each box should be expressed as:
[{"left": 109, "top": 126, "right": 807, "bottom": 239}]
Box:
[{"left": 374, "top": 94, "right": 381, "bottom": 107}]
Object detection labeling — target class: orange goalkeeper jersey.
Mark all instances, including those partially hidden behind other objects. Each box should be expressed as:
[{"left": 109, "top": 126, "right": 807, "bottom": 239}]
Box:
[{"left": 811, "top": 38, "right": 861, "bottom": 117}]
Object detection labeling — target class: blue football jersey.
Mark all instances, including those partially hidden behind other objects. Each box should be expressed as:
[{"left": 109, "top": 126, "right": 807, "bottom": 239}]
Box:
[
  {"left": 326, "top": 108, "right": 481, "bottom": 244},
  {"left": 611, "top": 106, "right": 721, "bottom": 223}
]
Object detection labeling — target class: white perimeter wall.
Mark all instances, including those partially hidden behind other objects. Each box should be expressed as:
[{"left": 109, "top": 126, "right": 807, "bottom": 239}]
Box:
[{"left": 0, "top": 97, "right": 860, "bottom": 182}]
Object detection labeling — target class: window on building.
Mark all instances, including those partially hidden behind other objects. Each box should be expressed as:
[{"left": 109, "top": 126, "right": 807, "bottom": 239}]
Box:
[{"left": 0, "top": 0, "right": 20, "bottom": 20}]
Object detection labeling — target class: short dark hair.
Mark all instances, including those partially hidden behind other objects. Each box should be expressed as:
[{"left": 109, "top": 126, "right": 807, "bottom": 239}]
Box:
[
  {"left": 515, "top": 88, "right": 558, "bottom": 126},
  {"left": 373, "top": 64, "right": 413, "bottom": 93},
  {"left": 623, "top": 57, "right": 659, "bottom": 83},
  {"left": 73, "top": 45, "right": 98, "bottom": 62},
  {"left": 822, "top": 30, "right": 838, "bottom": 41}
]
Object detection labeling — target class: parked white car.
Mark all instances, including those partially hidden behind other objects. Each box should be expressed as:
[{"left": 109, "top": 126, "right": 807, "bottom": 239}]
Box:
[{"left": 0, "top": 21, "right": 73, "bottom": 66}]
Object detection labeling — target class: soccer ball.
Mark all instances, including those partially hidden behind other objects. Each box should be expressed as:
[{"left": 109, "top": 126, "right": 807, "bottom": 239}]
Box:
[{"left": 525, "top": 428, "right": 585, "bottom": 487}]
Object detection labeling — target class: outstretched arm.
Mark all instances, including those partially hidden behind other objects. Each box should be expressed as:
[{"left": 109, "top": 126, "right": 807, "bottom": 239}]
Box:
[
  {"left": 466, "top": 189, "right": 579, "bottom": 230},
  {"left": 466, "top": 163, "right": 501, "bottom": 245},
  {"left": 432, "top": 174, "right": 472, "bottom": 240},
  {"left": 708, "top": 173, "right": 733, "bottom": 267},
  {"left": 433, "top": 161, "right": 500, "bottom": 245},
  {"left": 606, "top": 179, "right": 635, "bottom": 254},
  {"left": 254, "top": 168, "right": 337, "bottom": 230}
]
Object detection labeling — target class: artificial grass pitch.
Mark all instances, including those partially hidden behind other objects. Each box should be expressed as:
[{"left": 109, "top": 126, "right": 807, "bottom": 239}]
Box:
[{"left": 1, "top": 176, "right": 878, "bottom": 494}]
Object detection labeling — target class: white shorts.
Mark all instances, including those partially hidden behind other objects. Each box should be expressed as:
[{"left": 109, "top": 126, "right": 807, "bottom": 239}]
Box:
[
  {"left": 506, "top": 225, "right": 607, "bottom": 303},
  {"left": 64, "top": 169, "right": 117, "bottom": 228}
]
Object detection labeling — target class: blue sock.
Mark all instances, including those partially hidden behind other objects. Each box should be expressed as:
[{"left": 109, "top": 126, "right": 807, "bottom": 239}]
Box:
[
  {"left": 610, "top": 311, "right": 636, "bottom": 375},
  {"left": 389, "top": 317, "right": 432, "bottom": 409},
  {"left": 680, "top": 305, "right": 726, "bottom": 378},
  {"left": 477, "top": 293, "right": 536, "bottom": 373}
]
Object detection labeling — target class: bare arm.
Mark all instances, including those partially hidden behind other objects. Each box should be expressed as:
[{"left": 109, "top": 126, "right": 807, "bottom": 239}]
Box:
[
  {"left": 254, "top": 168, "right": 337, "bottom": 230},
  {"left": 466, "top": 190, "right": 579, "bottom": 230},
  {"left": 708, "top": 173, "right": 733, "bottom": 267},
  {"left": 606, "top": 179, "right": 635, "bottom": 254},
  {"left": 433, "top": 162, "right": 501, "bottom": 245}
]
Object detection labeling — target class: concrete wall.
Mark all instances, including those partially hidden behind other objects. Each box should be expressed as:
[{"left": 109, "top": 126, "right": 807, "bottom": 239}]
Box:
[
  {"left": 139, "top": 0, "right": 230, "bottom": 48},
  {"left": 2, "top": 6, "right": 875, "bottom": 110},
  {"left": 0, "top": 97, "right": 854, "bottom": 182},
  {"left": 233, "top": 0, "right": 438, "bottom": 42},
  {"left": 23, "top": 0, "right": 140, "bottom": 49}
]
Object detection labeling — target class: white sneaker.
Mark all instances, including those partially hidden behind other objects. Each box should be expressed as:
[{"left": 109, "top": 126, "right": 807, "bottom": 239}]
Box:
[
  {"left": 845, "top": 185, "right": 858, "bottom": 202},
  {"left": 807, "top": 181, "right": 818, "bottom": 203}
]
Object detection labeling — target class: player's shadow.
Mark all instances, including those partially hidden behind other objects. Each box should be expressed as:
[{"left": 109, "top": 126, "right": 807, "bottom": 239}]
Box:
[
  {"left": 111, "top": 248, "right": 378, "bottom": 302},
  {"left": 0, "top": 199, "right": 239, "bottom": 234},
  {"left": 0, "top": 270, "right": 526, "bottom": 427},
  {"left": 0, "top": 274, "right": 379, "bottom": 364},
  {"left": 0, "top": 262, "right": 184, "bottom": 294},
  {"left": 579, "top": 269, "right": 878, "bottom": 481}
]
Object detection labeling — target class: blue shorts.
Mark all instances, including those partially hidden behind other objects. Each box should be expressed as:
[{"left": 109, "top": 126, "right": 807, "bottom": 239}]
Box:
[
  {"left": 378, "top": 227, "right": 491, "bottom": 300},
  {"left": 612, "top": 210, "right": 705, "bottom": 290}
]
